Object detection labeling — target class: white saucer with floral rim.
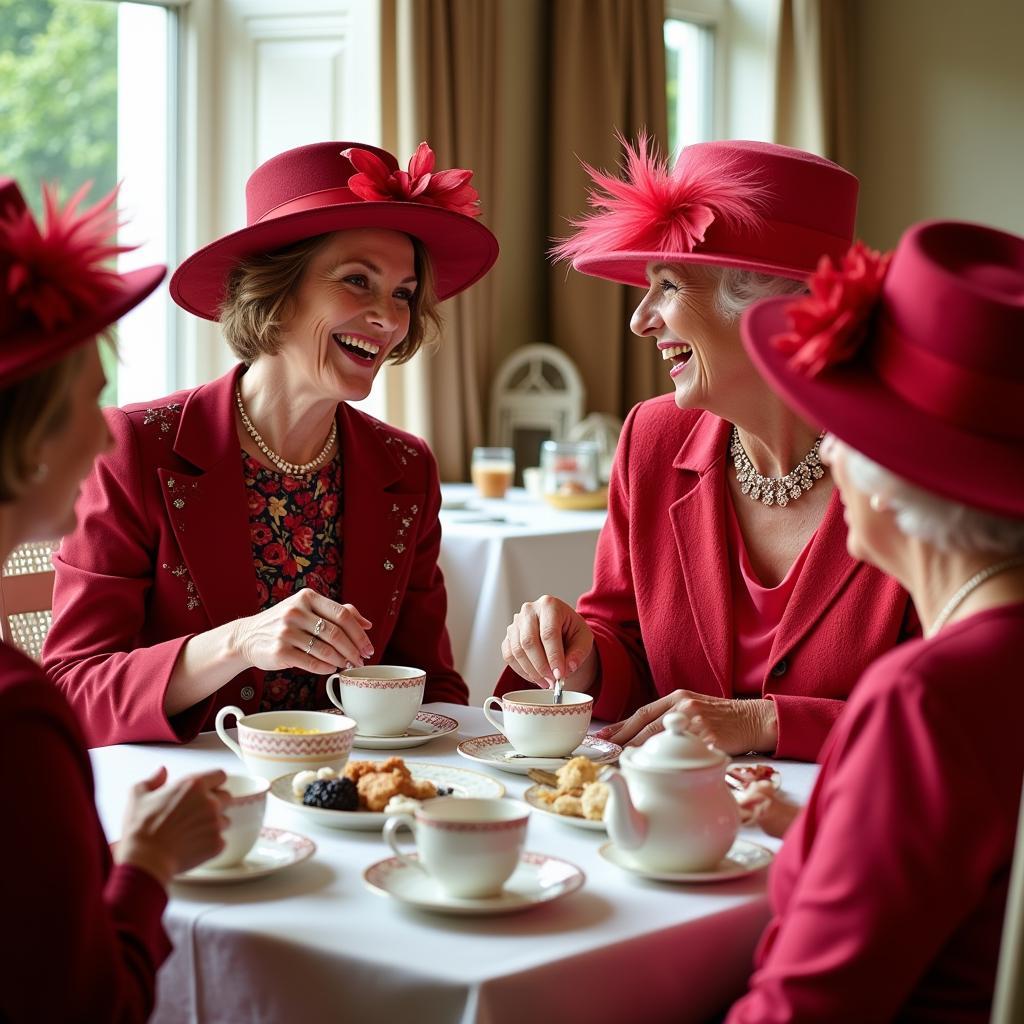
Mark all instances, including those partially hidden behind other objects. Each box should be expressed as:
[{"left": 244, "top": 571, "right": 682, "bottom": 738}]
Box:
[
  {"left": 597, "top": 838, "right": 773, "bottom": 883},
  {"left": 173, "top": 827, "right": 316, "bottom": 885},
  {"left": 456, "top": 733, "right": 621, "bottom": 776},
  {"left": 351, "top": 711, "right": 459, "bottom": 750},
  {"left": 363, "top": 850, "right": 585, "bottom": 915}
]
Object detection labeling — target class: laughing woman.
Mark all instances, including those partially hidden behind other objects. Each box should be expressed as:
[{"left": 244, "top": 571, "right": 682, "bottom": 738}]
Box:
[{"left": 43, "top": 142, "right": 498, "bottom": 746}]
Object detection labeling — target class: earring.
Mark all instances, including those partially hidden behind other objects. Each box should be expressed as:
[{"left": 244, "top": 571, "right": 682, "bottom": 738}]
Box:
[
  {"left": 30, "top": 463, "right": 49, "bottom": 483},
  {"left": 869, "top": 493, "right": 886, "bottom": 512}
]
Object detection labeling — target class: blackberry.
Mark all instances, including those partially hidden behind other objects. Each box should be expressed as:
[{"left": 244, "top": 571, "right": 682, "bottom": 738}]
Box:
[
  {"left": 434, "top": 785, "right": 455, "bottom": 797},
  {"left": 302, "top": 777, "right": 359, "bottom": 811}
]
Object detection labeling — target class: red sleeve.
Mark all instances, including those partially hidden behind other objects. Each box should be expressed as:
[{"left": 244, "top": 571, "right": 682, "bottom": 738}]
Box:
[
  {"left": 0, "top": 662, "right": 170, "bottom": 1023},
  {"left": 726, "top": 670, "right": 1007, "bottom": 1023},
  {"left": 43, "top": 408, "right": 210, "bottom": 747},
  {"left": 382, "top": 441, "right": 468, "bottom": 705},
  {"left": 768, "top": 694, "right": 846, "bottom": 762}
]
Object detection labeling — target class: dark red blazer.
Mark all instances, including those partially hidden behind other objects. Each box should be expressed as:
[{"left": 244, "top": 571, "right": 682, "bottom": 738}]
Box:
[
  {"left": 497, "top": 398, "right": 915, "bottom": 761},
  {"left": 44, "top": 365, "right": 467, "bottom": 748},
  {"left": 0, "top": 642, "right": 170, "bottom": 1022}
]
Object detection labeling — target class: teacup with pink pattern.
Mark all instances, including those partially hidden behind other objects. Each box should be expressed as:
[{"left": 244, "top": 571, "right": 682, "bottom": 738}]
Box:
[
  {"left": 482, "top": 689, "right": 593, "bottom": 757},
  {"left": 326, "top": 665, "right": 425, "bottom": 737}
]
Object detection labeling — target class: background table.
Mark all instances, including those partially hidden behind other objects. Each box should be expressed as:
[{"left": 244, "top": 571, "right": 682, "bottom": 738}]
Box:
[
  {"left": 91, "top": 706, "right": 817, "bottom": 1024},
  {"left": 438, "top": 485, "right": 607, "bottom": 703}
]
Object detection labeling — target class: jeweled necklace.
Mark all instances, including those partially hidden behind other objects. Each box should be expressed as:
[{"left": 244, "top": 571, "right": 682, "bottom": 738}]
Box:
[
  {"left": 926, "top": 555, "right": 1024, "bottom": 638},
  {"left": 235, "top": 386, "right": 337, "bottom": 475},
  {"left": 730, "top": 427, "right": 826, "bottom": 508}
]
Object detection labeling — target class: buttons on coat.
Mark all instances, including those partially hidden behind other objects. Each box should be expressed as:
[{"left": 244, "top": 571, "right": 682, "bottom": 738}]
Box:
[
  {"left": 770, "top": 659, "right": 788, "bottom": 678},
  {"left": 240, "top": 685, "right": 255, "bottom": 700}
]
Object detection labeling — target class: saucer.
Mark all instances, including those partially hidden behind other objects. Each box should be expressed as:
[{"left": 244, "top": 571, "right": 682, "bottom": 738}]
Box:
[
  {"left": 352, "top": 712, "right": 459, "bottom": 750},
  {"left": 363, "top": 851, "right": 585, "bottom": 915},
  {"left": 269, "top": 761, "right": 505, "bottom": 831},
  {"left": 522, "top": 784, "right": 606, "bottom": 832},
  {"left": 456, "top": 734, "right": 621, "bottom": 776},
  {"left": 727, "top": 762, "right": 782, "bottom": 791},
  {"left": 174, "top": 827, "right": 315, "bottom": 885},
  {"left": 597, "top": 839, "right": 773, "bottom": 883}
]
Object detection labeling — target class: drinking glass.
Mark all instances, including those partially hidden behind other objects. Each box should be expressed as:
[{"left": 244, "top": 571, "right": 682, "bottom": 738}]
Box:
[{"left": 471, "top": 446, "right": 515, "bottom": 499}]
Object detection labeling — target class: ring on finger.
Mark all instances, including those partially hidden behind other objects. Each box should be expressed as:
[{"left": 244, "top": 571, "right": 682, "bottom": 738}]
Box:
[
  {"left": 304, "top": 635, "right": 316, "bottom": 656},
  {"left": 313, "top": 617, "right": 325, "bottom": 636}
]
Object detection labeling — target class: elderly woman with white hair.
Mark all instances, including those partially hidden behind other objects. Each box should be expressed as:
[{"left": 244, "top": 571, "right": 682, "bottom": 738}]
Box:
[
  {"left": 725, "top": 220, "right": 1024, "bottom": 1021},
  {"left": 495, "top": 137, "right": 916, "bottom": 761}
]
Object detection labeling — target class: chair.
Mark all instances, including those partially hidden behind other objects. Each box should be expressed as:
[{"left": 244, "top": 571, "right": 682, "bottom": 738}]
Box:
[
  {"left": 490, "top": 344, "right": 585, "bottom": 480},
  {"left": 0, "top": 540, "right": 59, "bottom": 661}
]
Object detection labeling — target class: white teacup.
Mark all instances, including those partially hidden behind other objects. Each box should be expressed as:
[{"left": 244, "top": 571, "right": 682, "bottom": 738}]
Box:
[
  {"left": 384, "top": 797, "right": 529, "bottom": 899},
  {"left": 202, "top": 774, "right": 269, "bottom": 869},
  {"left": 326, "top": 665, "right": 425, "bottom": 737},
  {"left": 482, "top": 689, "right": 593, "bottom": 757},
  {"left": 214, "top": 707, "right": 356, "bottom": 780}
]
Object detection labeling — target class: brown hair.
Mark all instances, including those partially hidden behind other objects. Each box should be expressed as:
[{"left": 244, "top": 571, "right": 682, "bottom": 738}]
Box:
[
  {"left": 218, "top": 233, "right": 442, "bottom": 364},
  {"left": 0, "top": 345, "right": 89, "bottom": 502}
]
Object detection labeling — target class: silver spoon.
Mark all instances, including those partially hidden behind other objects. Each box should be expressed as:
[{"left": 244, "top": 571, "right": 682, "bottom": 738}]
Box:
[{"left": 552, "top": 673, "right": 564, "bottom": 705}]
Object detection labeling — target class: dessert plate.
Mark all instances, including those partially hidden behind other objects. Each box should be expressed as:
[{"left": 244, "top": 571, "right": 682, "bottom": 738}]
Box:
[
  {"left": 269, "top": 762, "right": 505, "bottom": 831},
  {"left": 174, "top": 827, "right": 315, "bottom": 885},
  {"left": 598, "top": 839, "right": 773, "bottom": 883},
  {"left": 456, "top": 734, "right": 621, "bottom": 776},
  {"left": 363, "top": 851, "right": 585, "bottom": 916},
  {"left": 351, "top": 712, "right": 459, "bottom": 750},
  {"left": 727, "top": 762, "right": 783, "bottom": 791},
  {"left": 522, "top": 784, "right": 606, "bottom": 832}
]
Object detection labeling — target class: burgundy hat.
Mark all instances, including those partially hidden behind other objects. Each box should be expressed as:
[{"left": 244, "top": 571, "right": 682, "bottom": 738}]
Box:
[
  {"left": 742, "top": 222, "right": 1024, "bottom": 518},
  {"left": 553, "top": 135, "right": 858, "bottom": 286},
  {"left": 170, "top": 141, "right": 499, "bottom": 321},
  {"left": 0, "top": 178, "right": 165, "bottom": 387}
]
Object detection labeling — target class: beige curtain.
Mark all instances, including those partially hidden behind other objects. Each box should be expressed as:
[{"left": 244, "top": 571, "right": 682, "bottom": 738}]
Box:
[
  {"left": 383, "top": 0, "right": 668, "bottom": 480},
  {"left": 774, "top": 0, "right": 856, "bottom": 167}
]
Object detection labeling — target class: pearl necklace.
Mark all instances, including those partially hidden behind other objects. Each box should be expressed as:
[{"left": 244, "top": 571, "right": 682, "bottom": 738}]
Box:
[
  {"left": 927, "top": 555, "right": 1024, "bottom": 637},
  {"left": 729, "top": 427, "right": 826, "bottom": 508},
  {"left": 235, "top": 387, "right": 337, "bottom": 476}
]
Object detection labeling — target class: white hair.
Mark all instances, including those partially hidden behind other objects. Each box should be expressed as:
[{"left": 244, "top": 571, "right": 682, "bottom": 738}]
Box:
[
  {"left": 710, "top": 267, "right": 808, "bottom": 322},
  {"left": 842, "top": 443, "right": 1024, "bottom": 555}
]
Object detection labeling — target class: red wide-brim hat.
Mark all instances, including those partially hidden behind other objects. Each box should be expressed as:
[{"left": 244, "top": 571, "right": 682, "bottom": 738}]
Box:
[
  {"left": 0, "top": 177, "right": 166, "bottom": 386},
  {"left": 170, "top": 141, "right": 499, "bottom": 321},
  {"left": 742, "top": 221, "right": 1024, "bottom": 518},
  {"left": 554, "top": 136, "right": 858, "bottom": 285}
]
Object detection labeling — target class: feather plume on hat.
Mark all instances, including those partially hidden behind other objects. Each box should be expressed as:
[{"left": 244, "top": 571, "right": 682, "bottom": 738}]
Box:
[{"left": 551, "top": 132, "right": 770, "bottom": 267}]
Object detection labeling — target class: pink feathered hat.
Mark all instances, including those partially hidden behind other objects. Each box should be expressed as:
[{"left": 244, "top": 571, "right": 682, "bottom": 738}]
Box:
[
  {"left": 553, "top": 134, "right": 858, "bottom": 285},
  {"left": 742, "top": 221, "right": 1024, "bottom": 518},
  {"left": 170, "top": 141, "right": 499, "bottom": 321},
  {"left": 0, "top": 178, "right": 165, "bottom": 386}
]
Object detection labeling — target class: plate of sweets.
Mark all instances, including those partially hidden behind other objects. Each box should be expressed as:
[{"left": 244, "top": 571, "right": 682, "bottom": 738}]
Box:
[
  {"left": 522, "top": 758, "right": 609, "bottom": 832},
  {"left": 726, "top": 762, "right": 782, "bottom": 791},
  {"left": 270, "top": 756, "right": 505, "bottom": 832}
]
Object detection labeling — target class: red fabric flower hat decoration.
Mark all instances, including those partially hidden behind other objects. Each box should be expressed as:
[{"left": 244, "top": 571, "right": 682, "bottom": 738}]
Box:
[
  {"left": 0, "top": 177, "right": 165, "bottom": 386},
  {"left": 170, "top": 141, "right": 498, "bottom": 321},
  {"left": 742, "top": 221, "right": 1024, "bottom": 517},
  {"left": 553, "top": 133, "right": 859, "bottom": 285}
]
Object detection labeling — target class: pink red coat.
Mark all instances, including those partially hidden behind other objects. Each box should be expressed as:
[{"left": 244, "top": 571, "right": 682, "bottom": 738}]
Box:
[
  {"left": 727, "top": 603, "right": 1024, "bottom": 1023},
  {"left": 43, "top": 365, "right": 467, "bottom": 748},
  {"left": 0, "top": 642, "right": 169, "bottom": 1021},
  {"left": 497, "top": 398, "right": 914, "bottom": 761}
]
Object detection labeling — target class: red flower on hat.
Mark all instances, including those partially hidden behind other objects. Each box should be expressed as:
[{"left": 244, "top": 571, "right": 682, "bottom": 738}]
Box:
[
  {"left": 0, "top": 182, "right": 133, "bottom": 332},
  {"left": 341, "top": 142, "right": 481, "bottom": 217},
  {"left": 772, "top": 242, "right": 892, "bottom": 376}
]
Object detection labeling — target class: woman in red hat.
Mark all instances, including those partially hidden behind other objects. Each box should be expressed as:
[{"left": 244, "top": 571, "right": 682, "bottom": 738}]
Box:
[
  {"left": 726, "top": 221, "right": 1024, "bottom": 1021},
  {"left": 497, "top": 136, "right": 915, "bottom": 761},
  {"left": 0, "top": 179, "right": 228, "bottom": 1020},
  {"left": 42, "top": 142, "right": 498, "bottom": 746}
]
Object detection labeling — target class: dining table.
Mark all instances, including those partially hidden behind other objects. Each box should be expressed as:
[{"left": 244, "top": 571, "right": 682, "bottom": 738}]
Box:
[
  {"left": 90, "top": 704, "right": 818, "bottom": 1024},
  {"left": 437, "top": 484, "right": 608, "bottom": 704}
]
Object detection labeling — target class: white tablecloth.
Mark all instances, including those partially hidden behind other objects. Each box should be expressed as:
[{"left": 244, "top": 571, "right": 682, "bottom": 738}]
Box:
[
  {"left": 438, "top": 485, "right": 607, "bottom": 703},
  {"left": 90, "top": 706, "right": 818, "bottom": 1024}
]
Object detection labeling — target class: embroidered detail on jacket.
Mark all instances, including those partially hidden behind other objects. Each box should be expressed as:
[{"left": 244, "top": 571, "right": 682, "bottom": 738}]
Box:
[
  {"left": 372, "top": 422, "right": 420, "bottom": 466},
  {"left": 162, "top": 562, "right": 202, "bottom": 611},
  {"left": 381, "top": 500, "right": 420, "bottom": 613},
  {"left": 143, "top": 403, "right": 182, "bottom": 435}
]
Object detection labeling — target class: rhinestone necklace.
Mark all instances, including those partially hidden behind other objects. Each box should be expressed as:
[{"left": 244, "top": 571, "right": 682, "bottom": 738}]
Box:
[
  {"left": 730, "top": 426, "right": 826, "bottom": 508},
  {"left": 235, "top": 386, "right": 337, "bottom": 476},
  {"left": 927, "top": 555, "right": 1024, "bottom": 638}
]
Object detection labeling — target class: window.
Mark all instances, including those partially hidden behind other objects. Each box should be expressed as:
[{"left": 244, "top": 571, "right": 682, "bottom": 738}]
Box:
[
  {"left": 665, "top": 3, "right": 718, "bottom": 157},
  {"left": 0, "top": 0, "right": 176, "bottom": 407}
]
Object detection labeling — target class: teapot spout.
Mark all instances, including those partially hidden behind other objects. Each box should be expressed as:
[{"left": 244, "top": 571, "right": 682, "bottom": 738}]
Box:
[{"left": 601, "top": 767, "right": 647, "bottom": 852}]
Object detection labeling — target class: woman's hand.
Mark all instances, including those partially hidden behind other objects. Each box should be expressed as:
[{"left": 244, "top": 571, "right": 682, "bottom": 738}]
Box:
[
  {"left": 230, "top": 588, "right": 374, "bottom": 675},
  {"left": 500, "top": 595, "right": 597, "bottom": 691},
  {"left": 735, "top": 780, "right": 802, "bottom": 839},
  {"left": 115, "top": 767, "right": 230, "bottom": 886},
  {"left": 594, "top": 690, "right": 778, "bottom": 755}
]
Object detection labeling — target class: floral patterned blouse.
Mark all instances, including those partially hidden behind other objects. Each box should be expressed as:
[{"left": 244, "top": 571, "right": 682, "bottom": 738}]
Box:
[{"left": 243, "top": 451, "right": 342, "bottom": 711}]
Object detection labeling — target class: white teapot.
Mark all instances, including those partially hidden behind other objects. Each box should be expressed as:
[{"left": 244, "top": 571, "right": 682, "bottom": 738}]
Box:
[{"left": 602, "top": 712, "right": 739, "bottom": 872}]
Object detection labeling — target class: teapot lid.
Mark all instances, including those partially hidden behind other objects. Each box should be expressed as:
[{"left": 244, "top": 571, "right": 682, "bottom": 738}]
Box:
[{"left": 629, "top": 713, "right": 728, "bottom": 770}]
